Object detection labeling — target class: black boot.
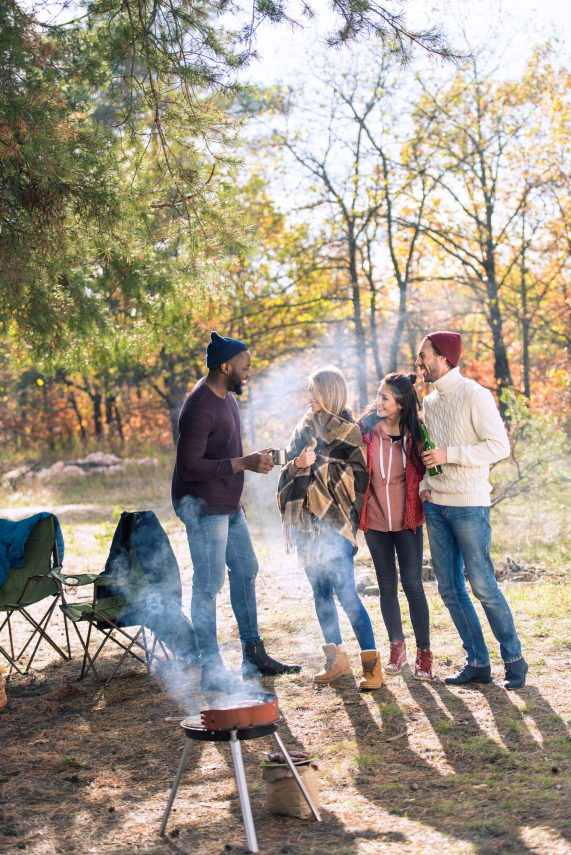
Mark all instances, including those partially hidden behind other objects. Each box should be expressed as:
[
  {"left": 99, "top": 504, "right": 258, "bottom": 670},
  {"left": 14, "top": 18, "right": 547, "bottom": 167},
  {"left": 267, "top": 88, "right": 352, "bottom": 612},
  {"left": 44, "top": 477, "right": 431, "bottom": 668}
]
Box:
[
  {"left": 444, "top": 663, "right": 492, "bottom": 685},
  {"left": 503, "top": 657, "right": 528, "bottom": 690},
  {"left": 241, "top": 639, "right": 301, "bottom": 679}
]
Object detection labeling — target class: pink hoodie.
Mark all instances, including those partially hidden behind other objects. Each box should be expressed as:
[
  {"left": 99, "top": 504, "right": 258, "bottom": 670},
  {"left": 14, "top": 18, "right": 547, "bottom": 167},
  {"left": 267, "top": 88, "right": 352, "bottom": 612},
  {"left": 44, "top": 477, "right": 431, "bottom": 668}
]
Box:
[{"left": 366, "top": 423, "right": 407, "bottom": 532}]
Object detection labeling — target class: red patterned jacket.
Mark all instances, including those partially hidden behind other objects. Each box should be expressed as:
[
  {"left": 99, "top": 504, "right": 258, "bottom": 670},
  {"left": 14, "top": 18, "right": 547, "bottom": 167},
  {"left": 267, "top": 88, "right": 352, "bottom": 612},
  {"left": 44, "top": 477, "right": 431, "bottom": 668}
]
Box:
[{"left": 359, "top": 418, "right": 425, "bottom": 533}]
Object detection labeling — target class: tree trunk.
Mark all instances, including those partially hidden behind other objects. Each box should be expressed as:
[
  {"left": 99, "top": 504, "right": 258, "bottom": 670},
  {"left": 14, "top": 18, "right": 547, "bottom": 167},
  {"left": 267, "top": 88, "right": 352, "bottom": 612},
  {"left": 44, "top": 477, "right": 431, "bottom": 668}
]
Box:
[
  {"left": 483, "top": 234, "right": 513, "bottom": 416},
  {"left": 388, "top": 285, "right": 407, "bottom": 372},
  {"left": 105, "top": 394, "right": 114, "bottom": 433},
  {"left": 105, "top": 394, "right": 124, "bottom": 442},
  {"left": 363, "top": 243, "right": 383, "bottom": 382},
  {"left": 485, "top": 281, "right": 513, "bottom": 416},
  {"left": 42, "top": 383, "right": 56, "bottom": 450},
  {"left": 114, "top": 399, "right": 125, "bottom": 443},
  {"left": 170, "top": 404, "right": 180, "bottom": 445},
  {"left": 407, "top": 326, "right": 419, "bottom": 373},
  {"left": 520, "top": 238, "right": 531, "bottom": 399},
  {"left": 68, "top": 393, "right": 87, "bottom": 440},
  {"left": 92, "top": 390, "right": 103, "bottom": 438},
  {"left": 348, "top": 226, "right": 368, "bottom": 409},
  {"left": 369, "top": 307, "right": 384, "bottom": 382}
]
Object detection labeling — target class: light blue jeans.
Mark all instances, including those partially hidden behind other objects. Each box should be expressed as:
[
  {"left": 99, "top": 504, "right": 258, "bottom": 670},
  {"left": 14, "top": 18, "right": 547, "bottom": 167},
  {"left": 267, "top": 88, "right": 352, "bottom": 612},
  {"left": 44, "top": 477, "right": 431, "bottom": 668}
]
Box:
[
  {"left": 423, "top": 503, "right": 522, "bottom": 665},
  {"left": 174, "top": 500, "right": 260, "bottom": 664},
  {"left": 301, "top": 527, "right": 376, "bottom": 651}
]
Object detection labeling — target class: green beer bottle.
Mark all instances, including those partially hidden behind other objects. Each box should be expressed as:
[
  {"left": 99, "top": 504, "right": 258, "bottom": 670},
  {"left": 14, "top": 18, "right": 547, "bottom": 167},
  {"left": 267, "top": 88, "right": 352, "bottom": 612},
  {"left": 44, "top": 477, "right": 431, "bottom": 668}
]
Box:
[{"left": 419, "top": 422, "right": 443, "bottom": 476}]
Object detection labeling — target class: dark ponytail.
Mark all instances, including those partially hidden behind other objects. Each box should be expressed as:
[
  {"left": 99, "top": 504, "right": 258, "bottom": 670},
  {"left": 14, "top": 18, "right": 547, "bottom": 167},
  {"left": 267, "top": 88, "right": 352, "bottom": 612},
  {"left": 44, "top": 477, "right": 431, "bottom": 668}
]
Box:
[{"left": 382, "top": 372, "right": 424, "bottom": 469}]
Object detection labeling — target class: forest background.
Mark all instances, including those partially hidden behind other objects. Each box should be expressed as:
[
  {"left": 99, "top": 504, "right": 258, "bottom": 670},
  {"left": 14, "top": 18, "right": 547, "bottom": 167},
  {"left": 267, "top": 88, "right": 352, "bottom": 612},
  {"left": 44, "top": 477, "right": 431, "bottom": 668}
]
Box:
[
  {"left": 1, "top": 0, "right": 569, "bottom": 486},
  {"left": 1, "top": 7, "right": 570, "bottom": 853}
]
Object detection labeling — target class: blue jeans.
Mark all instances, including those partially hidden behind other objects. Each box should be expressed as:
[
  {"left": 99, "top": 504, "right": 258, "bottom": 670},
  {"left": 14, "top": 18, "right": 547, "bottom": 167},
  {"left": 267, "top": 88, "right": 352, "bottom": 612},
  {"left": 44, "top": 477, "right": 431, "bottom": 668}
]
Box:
[
  {"left": 423, "top": 503, "right": 522, "bottom": 665},
  {"left": 174, "top": 499, "right": 260, "bottom": 664},
  {"left": 302, "top": 528, "right": 376, "bottom": 651}
]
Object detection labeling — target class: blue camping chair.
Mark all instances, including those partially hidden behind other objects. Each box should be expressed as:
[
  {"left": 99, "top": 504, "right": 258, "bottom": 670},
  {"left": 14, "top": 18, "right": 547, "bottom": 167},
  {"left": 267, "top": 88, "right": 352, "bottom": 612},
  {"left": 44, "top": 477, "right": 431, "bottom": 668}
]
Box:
[{"left": 0, "top": 514, "right": 71, "bottom": 675}]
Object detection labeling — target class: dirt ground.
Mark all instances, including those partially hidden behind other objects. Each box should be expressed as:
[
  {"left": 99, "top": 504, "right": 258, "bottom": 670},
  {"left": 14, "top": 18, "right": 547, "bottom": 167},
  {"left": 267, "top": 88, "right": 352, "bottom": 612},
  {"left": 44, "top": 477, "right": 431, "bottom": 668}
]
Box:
[{"left": 1, "top": 498, "right": 570, "bottom": 855}]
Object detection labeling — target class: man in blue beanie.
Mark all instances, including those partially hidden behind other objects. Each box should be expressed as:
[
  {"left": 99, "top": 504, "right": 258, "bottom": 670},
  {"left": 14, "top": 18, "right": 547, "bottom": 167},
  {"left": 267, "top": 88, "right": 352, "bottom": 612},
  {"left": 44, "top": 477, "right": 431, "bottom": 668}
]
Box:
[{"left": 172, "top": 332, "right": 301, "bottom": 693}]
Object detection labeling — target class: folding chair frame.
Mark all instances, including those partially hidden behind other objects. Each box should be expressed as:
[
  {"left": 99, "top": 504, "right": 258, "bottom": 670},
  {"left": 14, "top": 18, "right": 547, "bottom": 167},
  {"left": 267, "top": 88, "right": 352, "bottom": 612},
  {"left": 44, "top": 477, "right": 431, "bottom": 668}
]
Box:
[
  {"left": 56, "top": 573, "right": 172, "bottom": 685},
  {"left": 0, "top": 535, "right": 71, "bottom": 676}
]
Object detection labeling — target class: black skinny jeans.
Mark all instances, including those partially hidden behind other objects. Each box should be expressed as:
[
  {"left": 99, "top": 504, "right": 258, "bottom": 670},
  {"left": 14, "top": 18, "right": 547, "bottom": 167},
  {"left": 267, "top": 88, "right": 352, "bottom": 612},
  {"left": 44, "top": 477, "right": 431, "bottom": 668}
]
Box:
[{"left": 364, "top": 526, "right": 430, "bottom": 649}]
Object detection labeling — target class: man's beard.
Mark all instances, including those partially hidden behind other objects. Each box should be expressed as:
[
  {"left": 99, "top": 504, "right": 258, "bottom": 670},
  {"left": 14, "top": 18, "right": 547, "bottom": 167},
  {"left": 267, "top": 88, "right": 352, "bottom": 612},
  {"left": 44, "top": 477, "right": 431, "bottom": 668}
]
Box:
[{"left": 230, "top": 377, "right": 244, "bottom": 395}]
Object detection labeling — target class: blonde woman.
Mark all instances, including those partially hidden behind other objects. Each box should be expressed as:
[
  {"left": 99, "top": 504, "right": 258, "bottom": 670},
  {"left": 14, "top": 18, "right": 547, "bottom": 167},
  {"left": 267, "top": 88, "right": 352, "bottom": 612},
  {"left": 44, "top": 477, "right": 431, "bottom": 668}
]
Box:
[{"left": 277, "top": 366, "right": 382, "bottom": 690}]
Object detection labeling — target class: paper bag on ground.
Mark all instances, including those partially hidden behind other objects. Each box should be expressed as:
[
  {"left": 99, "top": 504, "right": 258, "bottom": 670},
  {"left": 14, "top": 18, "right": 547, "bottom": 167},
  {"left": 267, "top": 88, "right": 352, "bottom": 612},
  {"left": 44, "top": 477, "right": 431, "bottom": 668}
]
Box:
[{"left": 262, "top": 755, "right": 320, "bottom": 820}]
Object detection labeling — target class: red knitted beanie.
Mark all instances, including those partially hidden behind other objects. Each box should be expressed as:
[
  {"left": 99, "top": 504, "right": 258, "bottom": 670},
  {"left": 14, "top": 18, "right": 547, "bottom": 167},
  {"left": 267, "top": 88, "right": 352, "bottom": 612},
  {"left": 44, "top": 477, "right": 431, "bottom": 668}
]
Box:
[{"left": 427, "top": 331, "right": 463, "bottom": 367}]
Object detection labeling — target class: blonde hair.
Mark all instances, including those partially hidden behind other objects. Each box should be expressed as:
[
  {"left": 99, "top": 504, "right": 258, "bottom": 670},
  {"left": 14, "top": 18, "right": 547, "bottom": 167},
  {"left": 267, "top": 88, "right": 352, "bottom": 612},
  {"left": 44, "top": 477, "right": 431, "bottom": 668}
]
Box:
[{"left": 307, "top": 366, "right": 348, "bottom": 417}]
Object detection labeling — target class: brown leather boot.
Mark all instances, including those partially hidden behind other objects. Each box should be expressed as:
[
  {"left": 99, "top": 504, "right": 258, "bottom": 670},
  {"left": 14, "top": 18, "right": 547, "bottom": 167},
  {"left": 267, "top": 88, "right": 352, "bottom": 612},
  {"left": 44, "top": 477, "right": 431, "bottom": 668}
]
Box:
[
  {"left": 313, "top": 643, "right": 352, "bottom": 683},
  {"left": 385, "top": 640, "right": 407, "bottom": 674},
  {"left": 358, "top": 650, "right": 383, "bottom": 690}
]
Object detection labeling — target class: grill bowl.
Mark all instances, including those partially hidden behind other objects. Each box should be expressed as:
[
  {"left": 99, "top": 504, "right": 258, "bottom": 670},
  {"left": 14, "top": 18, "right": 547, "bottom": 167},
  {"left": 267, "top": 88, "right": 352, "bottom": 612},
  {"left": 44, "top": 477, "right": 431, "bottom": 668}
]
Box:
[{"left": 200, "top": 694, "right": 279, "bottom": 730}]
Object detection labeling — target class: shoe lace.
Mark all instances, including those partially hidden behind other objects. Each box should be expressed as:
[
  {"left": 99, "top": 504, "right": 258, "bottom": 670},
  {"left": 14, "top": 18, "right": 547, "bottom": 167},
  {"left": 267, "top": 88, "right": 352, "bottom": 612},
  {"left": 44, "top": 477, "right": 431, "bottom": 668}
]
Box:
[
  {"left": 389, "top": 642, "right": 404, "bottom": 666},
  {"left": 416, "top": 649, "right": 432, "bottom": 671}
]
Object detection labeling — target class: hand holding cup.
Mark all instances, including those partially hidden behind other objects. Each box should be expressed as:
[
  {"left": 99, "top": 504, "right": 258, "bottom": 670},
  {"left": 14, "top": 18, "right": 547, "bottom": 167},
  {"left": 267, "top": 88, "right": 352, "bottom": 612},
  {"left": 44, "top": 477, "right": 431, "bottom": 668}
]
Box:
[{"left": 242, "top": 450, "right": 274, "bottom": 474}]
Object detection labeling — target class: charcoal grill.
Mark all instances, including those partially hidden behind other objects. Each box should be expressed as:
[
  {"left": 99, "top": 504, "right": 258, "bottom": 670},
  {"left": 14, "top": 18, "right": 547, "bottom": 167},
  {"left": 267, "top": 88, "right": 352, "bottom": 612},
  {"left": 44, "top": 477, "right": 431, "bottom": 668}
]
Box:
[{"left": 159, "top": 695, "right": 321, "bottom": 853}]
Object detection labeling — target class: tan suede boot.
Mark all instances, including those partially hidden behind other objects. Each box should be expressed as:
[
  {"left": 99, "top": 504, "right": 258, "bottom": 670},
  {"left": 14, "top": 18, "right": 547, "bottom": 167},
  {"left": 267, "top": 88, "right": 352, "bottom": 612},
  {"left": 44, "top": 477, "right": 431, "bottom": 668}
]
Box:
[
  {"left": 358, "top": 649, "right": 383, "bottom": 690},
  {"left": 313, "top": 643, "right": 352, "bottom": 683}
]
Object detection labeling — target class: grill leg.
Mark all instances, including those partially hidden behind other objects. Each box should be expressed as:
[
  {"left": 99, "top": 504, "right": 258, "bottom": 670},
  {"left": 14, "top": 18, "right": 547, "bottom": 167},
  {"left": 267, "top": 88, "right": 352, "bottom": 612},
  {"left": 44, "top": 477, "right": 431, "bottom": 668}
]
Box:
[
  {"left": 229, "top": 730, "right": 259, "bottom": 854},
  {"left": 159, "top": 740, "right": 191, "bottom": 836},
  {"left": 272, "top": 731, "right": 322, "bottom": 822}
]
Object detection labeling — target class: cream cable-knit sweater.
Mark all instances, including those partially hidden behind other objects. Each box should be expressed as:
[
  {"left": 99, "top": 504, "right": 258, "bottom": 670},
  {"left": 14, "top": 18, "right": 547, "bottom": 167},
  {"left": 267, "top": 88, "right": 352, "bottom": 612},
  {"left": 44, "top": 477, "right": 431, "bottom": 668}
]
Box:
[{"left": 419, "top": 367, "right": 510, "bottom": 507}]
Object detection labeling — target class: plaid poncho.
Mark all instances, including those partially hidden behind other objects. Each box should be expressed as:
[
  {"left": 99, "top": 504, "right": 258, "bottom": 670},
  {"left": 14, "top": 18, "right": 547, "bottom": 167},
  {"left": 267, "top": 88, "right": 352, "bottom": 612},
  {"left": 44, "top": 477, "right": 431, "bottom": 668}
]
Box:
[{"left": 277, "top": 409, "right": 368, "bottom": 562}]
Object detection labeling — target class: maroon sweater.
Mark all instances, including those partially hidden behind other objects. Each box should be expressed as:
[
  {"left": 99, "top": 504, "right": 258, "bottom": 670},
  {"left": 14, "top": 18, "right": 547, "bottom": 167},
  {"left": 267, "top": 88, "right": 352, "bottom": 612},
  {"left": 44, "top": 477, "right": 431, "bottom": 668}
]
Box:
[{"left": 171, "top": 378, "right": 244, "bottom": 514}]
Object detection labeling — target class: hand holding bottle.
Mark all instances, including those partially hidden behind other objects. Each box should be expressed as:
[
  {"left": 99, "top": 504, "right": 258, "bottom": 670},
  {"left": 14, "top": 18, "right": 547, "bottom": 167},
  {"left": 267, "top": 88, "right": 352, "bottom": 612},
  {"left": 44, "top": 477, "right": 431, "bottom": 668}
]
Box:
[
  {"left": 421, "top": 447, "right": 448, "bottom": 471},
  {"left": 419, "top": 423, "right": 445, "bottom": 475}
]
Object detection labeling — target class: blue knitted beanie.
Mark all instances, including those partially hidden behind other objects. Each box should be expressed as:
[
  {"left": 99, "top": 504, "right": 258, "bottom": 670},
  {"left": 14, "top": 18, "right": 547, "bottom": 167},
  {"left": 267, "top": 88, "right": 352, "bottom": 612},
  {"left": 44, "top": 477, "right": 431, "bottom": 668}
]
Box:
[{"left": 206, "top": 331, "right": 248, "bottom": 368}]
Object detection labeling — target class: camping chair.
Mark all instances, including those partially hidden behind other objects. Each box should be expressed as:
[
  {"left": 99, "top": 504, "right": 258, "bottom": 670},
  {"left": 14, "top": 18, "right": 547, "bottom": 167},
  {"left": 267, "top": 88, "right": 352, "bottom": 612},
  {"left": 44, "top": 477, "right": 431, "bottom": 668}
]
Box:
[
  {"left": 0, "top": 515, "right": 71, "bottom": 675},
  {"left": 55, "top": 510, "right": 197, "bottom": 684},
  {"left": 54, "top": 570, "right": 169, "bottom": 684}
]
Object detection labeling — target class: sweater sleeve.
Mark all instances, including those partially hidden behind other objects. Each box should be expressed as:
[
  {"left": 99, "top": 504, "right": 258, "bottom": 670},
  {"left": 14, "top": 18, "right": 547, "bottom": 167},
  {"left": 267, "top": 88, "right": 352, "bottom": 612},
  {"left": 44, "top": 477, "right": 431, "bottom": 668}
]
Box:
[
  {"left": 446, "top": 387, "right": 510, "bottom": 467},
  {"left": 175, "top": 404, "right": 234, "bottom": 482},
  {"left": 350, "top": 444, "right": 368, "bottom": 515},
  {"left": 278, "top": 422, "right": 308, "bottom": 486}
]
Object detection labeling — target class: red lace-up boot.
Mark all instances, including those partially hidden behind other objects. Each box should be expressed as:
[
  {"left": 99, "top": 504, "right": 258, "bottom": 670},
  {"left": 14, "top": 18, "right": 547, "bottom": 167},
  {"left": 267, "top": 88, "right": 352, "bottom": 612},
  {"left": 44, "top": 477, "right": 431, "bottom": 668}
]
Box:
[
  {"left": 414, "top": 647, "right": 434, "bottom": 681},
  {"left": 385, "top": 640, "right": 407, "bottom": 675}
]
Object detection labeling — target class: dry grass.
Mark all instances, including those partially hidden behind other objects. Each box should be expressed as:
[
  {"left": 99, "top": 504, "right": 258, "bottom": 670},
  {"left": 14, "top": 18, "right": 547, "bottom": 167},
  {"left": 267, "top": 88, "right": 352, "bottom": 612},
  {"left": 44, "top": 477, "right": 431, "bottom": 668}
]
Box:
[{"left": 1, "top": 466, "right": 570, "bottom": 855}]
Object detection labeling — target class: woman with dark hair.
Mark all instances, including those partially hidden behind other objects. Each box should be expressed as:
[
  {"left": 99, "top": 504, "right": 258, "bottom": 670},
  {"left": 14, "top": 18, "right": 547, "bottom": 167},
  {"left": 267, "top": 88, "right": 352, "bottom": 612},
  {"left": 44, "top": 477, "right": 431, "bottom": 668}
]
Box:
[{"left": 359, "top": 372, "right": 433, "bottom": 680}]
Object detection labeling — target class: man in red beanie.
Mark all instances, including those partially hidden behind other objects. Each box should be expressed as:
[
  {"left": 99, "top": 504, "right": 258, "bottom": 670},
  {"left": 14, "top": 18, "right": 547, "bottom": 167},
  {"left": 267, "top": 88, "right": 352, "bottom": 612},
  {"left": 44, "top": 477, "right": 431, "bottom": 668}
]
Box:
[
  {"left": 415, "top": 332, "right": 527, "bottom": 690},
  {"left": 172, "top": 332, "right": 301, "bottom": 693}
]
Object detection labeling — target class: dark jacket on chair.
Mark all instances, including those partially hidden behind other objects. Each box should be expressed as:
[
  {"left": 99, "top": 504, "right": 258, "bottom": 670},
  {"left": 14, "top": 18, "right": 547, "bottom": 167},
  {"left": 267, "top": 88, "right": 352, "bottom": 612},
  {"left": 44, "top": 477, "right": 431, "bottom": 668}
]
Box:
[{"left": 99, "top": 511, "right": 198, "bottom": 663}]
